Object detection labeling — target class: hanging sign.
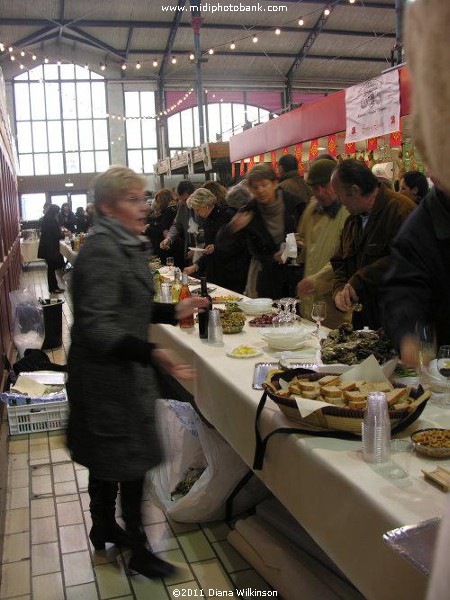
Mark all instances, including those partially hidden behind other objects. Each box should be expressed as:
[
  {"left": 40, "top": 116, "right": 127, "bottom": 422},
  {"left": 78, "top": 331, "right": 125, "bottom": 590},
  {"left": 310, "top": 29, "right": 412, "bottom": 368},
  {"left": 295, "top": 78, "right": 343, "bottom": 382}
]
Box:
[
  {"left": 270, "top": 150, "right": 277, "bottom": 170},
  {"left": 345, "top": 70, "right": 400, "bottom": 144},
  {"left": 281, "top": 147, "right": 289, "bottom": 155},
  {"left": 309, "top": 139, "right": 319, "bottom": 161},
  {"left": 366, "top": 137, "right": 378, "bottom": 151},
  {"left": 231, "top": 163, "right": 236, "bottom": 178},
  {"left": 239, "top": 159, "right": 245, "bottom": 176},
  {"left": 345, "top": 142, "right": 356, "bottom": 154},
  {"left": 259, "top": 153, "right": 266, "bottom": 163},
  {"left": 248, "top": 156, "right": 255, "bottom": 169},
  {"left": 294, "top": 143, "right": 303, "bottom": 163}
]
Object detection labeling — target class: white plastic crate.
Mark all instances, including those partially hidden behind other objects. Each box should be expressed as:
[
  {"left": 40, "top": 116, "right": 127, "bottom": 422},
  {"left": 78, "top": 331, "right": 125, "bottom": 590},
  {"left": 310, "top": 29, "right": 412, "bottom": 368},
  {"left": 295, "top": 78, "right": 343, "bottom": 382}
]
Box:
[{"left": 8, "top": 400, "right": 69, "bottom": 435}]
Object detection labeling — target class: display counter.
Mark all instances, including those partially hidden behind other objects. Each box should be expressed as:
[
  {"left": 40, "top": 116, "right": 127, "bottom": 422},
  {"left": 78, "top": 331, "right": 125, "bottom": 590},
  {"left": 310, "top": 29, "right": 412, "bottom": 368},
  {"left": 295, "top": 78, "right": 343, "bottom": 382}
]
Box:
[{"left": 151, "top": 285, "right": 449, "bottom": 600}]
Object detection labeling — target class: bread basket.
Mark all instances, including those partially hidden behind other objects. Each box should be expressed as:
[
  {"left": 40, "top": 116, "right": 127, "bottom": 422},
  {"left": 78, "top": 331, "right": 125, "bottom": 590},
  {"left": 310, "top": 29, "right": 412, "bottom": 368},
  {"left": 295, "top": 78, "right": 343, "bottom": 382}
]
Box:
[{"left": 262, "top": 367, "right": 431, "bottom": 436}]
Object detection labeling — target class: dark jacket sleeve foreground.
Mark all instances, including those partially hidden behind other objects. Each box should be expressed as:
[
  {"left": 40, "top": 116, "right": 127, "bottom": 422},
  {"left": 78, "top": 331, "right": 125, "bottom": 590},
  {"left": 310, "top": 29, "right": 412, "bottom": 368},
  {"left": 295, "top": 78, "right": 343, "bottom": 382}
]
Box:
[
  {"left": 66, "top": 218, "right": 175, "bottom": 482},
  {"left": 381, "top": 188, "right": 450, "bottom": 349}
]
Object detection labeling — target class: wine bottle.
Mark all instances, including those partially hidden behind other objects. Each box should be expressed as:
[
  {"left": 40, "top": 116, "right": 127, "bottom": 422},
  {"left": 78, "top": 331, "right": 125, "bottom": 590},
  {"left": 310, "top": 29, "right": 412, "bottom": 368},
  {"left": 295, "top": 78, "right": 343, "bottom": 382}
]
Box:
[
  {"left": 151, "top": 268, "right": 162, "bottom": 302},
  {"left": 178, "top": 272, "right": 194, "bottom": 329},
  {"left": 171, "top": 268, "right": 182, "bottom": 303},
  {"left": 198, "top": 276, "right": 212, "bottom": 339}
]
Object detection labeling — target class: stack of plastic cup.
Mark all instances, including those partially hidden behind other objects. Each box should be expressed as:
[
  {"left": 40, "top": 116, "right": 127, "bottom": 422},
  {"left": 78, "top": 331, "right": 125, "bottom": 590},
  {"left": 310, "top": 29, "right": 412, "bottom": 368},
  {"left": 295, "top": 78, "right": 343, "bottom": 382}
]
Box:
[
  {"left": 362, "top": 392, "right": 391, "bottom": 464},
  {"left": 207, "top": 309, "right": 223, "bottom": 346}
]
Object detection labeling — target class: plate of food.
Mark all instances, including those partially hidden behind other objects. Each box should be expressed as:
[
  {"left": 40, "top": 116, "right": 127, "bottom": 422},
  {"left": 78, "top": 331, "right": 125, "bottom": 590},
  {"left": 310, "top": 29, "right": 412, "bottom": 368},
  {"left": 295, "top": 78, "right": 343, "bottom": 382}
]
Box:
[
  {"left": 411, "top": 428, "right": 450, "bottom": 458},
  {"left": 226, "top": 345, "right": 263, "bottom": 359},
  {"left": 191, "top": 286, "right": 217, "bottom": 295},
  {"left": 318, "top": 323, "right": 398, "bottom": 376},
  {"left": 211, "top": 295, "right": 242, "bottom": 303},
  {"left": 248, "top": 314, "right": 278, "bottom": 327}
]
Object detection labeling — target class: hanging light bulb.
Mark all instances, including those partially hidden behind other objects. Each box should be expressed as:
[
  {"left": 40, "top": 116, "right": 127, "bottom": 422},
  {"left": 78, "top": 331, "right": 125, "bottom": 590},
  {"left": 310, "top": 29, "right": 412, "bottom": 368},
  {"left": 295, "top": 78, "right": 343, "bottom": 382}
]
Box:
[
  {"left": 252, "top": 35, "right": 258, "bottom": 43},
  {"left": 275, "top": 28, "right": 281, "bottom": 35},
  {"left": 57, "top": 59, "right": 61, "bottom": 66},
  {"left": 100, "top": 63, "right": 106, "bottom": 71},
  {"left": 20, "top": 50, "right": 25, "bottom": 57},
  {"left": 10, "top": 55, "right": 15, "bottom": 61},
  {"left": 8, "top": 46, "right": 13, "bottom": 52},
  {"left": 136, "top": 61, "right": 141, "bottom": 69},
  {"left": 171, "top": 56, "right": 177, "bottom": 64},
  {"left": 189, "top": 53, "right": 195, "bottom": 60},
  {"left": 208, "top": 48, "right": 214, "bottom": 55},
  {"left": 0, "top": 43, "right": 4, "bottom": 52},
  {"left": 44, "top": 57, "right": 49, "bottom": 64},
  {"left": 121, "top": 62, "right": 127, "bottom": 70},
  {"left": 32, "top": 54, "right": 37, "bottom": 60},
  {"left": 152, "top": 59, "right": 158, "bottom": 67},
  {"left": 19, "top": 63, "right": 24, "bottom": 69},
  {"left": 298, "top": 18, "right": 304, "bottom": 26},
  {"left": 230, "top": 42, "right": 236, "bottom": 50},
  {"left": 324, "top": 7, "right": 331, "bottom": 16},
  {"left": 349, "top": 0, "right": 356, "bottom": 3}
]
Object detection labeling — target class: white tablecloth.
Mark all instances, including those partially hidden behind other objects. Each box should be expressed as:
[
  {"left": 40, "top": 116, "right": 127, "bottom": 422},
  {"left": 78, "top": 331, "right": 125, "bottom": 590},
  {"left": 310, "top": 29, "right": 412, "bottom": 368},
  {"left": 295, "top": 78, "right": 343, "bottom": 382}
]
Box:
[
  {"left": 59, "top": 240, "right": 78, "bottom": 265},
  {"left": 152, "top": 287, "right": 450, "bottom": 600},
  {"left": 20, "top": 239, "right": 41, "bottom": 265}
]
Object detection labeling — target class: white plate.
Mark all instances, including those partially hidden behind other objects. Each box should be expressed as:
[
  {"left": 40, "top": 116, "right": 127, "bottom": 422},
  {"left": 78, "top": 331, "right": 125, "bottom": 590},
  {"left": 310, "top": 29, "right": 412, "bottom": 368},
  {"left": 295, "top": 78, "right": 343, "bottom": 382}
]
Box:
[{"left": 226, "top": 346, "right": 263, "bottom": 359}]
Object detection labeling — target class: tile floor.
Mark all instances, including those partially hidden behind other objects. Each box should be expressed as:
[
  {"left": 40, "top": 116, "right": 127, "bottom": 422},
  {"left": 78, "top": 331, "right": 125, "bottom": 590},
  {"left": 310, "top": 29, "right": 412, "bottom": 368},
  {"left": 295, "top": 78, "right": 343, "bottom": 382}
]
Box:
[{"left": 1, "top": 264, "right": 273, "bottom": 599}]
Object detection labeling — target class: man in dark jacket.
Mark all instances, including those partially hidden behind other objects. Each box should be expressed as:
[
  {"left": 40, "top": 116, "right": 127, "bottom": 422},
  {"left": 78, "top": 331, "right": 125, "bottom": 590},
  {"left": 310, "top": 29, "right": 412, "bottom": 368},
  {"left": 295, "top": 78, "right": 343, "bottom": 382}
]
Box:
[
  {"left": 160, "top": 180, "right": 196, "bottom": 266},
  {"left": 277, "top": 153, "right": 311, "bottom": 205},
  {"left": 382, "top": 184, "right": 450, "bottom": 358},
  {"left": 330, "top": 159, "right": 415, "bottom": 329},
  {"left": 216, "top": 164, "right": 306, "bottom": 298}
]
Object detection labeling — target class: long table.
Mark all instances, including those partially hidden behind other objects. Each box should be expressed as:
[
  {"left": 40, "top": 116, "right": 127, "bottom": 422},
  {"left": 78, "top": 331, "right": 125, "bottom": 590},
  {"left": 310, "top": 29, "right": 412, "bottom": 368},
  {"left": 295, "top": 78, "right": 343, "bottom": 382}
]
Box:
[{"left": 152, "top": 287, "right": 450, "bottom": 600}]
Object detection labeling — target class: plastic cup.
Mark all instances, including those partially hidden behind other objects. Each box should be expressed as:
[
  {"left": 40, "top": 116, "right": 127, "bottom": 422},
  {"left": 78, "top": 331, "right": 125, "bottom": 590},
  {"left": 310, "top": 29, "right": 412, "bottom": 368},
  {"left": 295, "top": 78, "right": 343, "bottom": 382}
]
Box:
[
  {"left": 388, "top": 440, "right": 414, "bottom": 479},
  {"left": 207, "top": 309, "right": 223, "bottom": 346}
]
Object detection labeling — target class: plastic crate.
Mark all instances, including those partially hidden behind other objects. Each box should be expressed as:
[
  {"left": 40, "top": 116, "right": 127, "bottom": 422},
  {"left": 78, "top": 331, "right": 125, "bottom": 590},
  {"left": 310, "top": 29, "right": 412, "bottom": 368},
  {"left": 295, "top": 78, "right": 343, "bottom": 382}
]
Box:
[{"left": 8, "top": 400, "right": 69, "bottom": 435}]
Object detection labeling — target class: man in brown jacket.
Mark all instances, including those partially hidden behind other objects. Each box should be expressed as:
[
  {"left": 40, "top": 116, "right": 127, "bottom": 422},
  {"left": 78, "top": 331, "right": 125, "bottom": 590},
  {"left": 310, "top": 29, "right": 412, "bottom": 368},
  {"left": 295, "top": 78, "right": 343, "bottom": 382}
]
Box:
[
  {"left": 330, "top": 159, "right": 415, "bottom": 330},
  {"left": 277, "top": 154, "right": 311, "bottom": 206}
]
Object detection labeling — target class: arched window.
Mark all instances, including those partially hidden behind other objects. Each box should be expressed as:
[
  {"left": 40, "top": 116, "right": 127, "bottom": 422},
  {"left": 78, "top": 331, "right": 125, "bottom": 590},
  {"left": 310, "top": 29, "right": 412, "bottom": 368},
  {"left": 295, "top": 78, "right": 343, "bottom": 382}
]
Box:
[
  {"left": 13, "top": 63, "right": 109, "bottom": 176},
  {"left": 167, "top": 102, "right": 270, "bottom": 156},
  {"left": 124, "top": 91, "right": 158, "bottom": 174}
]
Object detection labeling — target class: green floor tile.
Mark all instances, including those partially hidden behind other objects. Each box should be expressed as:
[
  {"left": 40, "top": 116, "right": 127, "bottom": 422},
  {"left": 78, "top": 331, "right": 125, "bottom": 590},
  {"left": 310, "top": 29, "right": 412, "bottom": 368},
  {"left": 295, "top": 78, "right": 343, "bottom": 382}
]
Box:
[{"left": 177, "top": 530, "right": 216, "bottom": 563}]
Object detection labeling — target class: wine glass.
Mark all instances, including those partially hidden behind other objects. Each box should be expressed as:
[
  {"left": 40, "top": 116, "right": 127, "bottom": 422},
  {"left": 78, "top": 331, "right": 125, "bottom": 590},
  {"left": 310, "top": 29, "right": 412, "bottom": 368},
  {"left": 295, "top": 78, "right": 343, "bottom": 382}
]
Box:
[
  {"left": 414, "top": 322, "right": 437, "bottom": 386},
  {"left": 311, "top": 301, "right": 327, "bottom": 337},
  {"left": 437, "top": 345, "right": 450, "bottom": 405}
]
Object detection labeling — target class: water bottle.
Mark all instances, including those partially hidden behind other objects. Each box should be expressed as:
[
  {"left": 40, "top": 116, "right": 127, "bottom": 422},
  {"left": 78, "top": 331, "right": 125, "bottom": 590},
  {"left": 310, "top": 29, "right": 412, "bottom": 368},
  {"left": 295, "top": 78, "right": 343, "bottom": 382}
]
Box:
[{"left": 362, "top": 392, "right": 391, "bottom": 464}]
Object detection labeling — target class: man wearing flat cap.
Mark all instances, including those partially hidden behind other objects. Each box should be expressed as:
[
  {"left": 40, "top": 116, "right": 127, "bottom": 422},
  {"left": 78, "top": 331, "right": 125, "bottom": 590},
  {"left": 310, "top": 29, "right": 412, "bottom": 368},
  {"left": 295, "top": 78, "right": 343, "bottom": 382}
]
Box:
[{"left": 296, "top": 159, "right": 349, "bottom": 327}]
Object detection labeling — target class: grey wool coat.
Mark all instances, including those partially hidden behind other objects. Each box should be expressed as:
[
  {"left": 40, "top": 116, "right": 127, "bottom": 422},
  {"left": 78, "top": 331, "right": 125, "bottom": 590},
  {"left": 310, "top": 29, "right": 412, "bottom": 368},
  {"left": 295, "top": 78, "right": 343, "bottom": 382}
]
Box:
[{"left": 66, "top": 216, "right": 176, "bottom": 481}]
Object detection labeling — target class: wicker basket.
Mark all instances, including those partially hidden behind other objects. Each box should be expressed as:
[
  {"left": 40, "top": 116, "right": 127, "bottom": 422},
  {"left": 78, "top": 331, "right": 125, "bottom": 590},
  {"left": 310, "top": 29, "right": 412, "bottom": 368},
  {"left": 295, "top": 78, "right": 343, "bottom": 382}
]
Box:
[{"left": 263, "top": 367, "right": 431, "bottom": 436}]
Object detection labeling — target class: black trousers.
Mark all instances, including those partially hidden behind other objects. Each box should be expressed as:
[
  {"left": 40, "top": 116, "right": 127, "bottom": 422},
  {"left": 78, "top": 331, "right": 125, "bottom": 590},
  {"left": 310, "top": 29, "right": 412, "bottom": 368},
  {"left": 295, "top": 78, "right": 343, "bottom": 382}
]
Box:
[{"left": 46, "top": 258, "right": 59, "bottom": 292}]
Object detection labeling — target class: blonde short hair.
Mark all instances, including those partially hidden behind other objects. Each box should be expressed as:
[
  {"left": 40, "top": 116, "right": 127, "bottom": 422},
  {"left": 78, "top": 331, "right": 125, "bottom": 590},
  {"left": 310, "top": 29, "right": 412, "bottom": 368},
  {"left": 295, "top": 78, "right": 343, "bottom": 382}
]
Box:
[
  {"left": 186, "top": 188, "right": 217, "bottom": 210},
  {"left": 93, "top": 166, "right": 146, "bottom": 212}
]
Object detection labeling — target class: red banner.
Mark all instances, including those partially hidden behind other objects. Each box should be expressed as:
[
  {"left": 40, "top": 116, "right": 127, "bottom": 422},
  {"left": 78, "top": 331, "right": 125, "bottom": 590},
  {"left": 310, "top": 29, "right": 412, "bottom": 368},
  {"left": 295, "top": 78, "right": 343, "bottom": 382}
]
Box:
[
  {"left": 282, "top": 147, "right": 289, "bottom": 155},
  {"left": 270, "top": 150, "right": 277, "bottom": 170},
  {"left": 294, "top": 143, "right": 303, "bottom": 163},
  {"left": 298, "top": 162, "right": 305, "bottom": 176},
  {"left": 390, "top": 120, "right": 402, "bottom": 147},
  {"left": 327, "top": 135, "right": 337, "bottom": 157},
  {"left": 309, "top": 139, "right": 319, "bottom": 161},
  {"left": 345, "top": 142, "right": 356, "bottom": 154},
  {"left": 248, "top": 156, "right": 255, "bottom": 169},
  {"left": 259, "top": 153, "right": 265, "bottom": 164},
  {"left": 231, "top": 163, "right": 235, "bottom": 178},
  {"left": 366, "top": 137, "right": 378, "bottom": 151},
  {"left": 239, "top": 159, "right": 245, "bottom": 176}
]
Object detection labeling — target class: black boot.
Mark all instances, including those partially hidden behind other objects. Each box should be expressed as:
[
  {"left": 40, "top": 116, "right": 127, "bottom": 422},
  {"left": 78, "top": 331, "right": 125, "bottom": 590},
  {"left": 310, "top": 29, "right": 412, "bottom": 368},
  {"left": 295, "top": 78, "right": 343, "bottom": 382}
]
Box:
[
  {"left": 88, "top": 475, "right": 131, "bottom": 550},
  {"left": 121, "top": 478, "right": 177, "bottom": 579}
]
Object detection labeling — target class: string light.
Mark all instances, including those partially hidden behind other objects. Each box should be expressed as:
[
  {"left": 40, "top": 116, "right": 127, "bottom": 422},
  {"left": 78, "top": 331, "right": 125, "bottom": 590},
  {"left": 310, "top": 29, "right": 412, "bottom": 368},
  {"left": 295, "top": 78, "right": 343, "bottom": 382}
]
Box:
[
  {"left": 57, "top": 59, "right": 61, "bottom": 66},
  {"left": 171, "top": 56, "right": 177, "bottom": 64},
  {"left": 100, "top": 62, "right": 106, "bottom": 71},
  {"left": 10, "top": 55, "right": 15, "bottom": 61},
  {"left": 121, "top": 62, "right": 127, "bottom": 70},
  {"left": 19, "top": 64, "right": 24, "bottom": 69},
  {"left": 324, "top": 7, "right": 331, "bottom": 16},
  {"left": 298, "top": 18, "right": 304, "bottom": 26},
  {"left": 152, "top": 59, "right": 158, "bottom": 67},
  {"left": 252, "top": 35, "right": 258, "bottom": 43},
  {"left": 32, "top": 54, "right": 36, "bottom": 60},
  {"left": 135, "top": 61, "right": 141, "bottom": 69},
  {"left": 189, "top": 53, "right": 195, "bottom": 60},
  {"left": 8, "top": 46, "right": 13, "bottom": 52},
  {"left": 349, "top": 0, "right": 356, "bottom": 3},
  {"left": 208, "top": 48, "right": 214, "bottom": 54},
  {"left": 275, "top": 28, "right": 281, "bottom": 35},
  {"left": 20, "top": 50, "right": 25, "bottom": 57}
]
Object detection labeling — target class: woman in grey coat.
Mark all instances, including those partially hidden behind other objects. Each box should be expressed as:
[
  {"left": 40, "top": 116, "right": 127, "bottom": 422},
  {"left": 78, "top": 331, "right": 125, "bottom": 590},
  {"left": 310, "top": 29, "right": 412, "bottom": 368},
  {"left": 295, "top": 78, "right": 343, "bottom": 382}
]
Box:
[{"left": 66, "top": 166, "right": 208, "bottom": 579}]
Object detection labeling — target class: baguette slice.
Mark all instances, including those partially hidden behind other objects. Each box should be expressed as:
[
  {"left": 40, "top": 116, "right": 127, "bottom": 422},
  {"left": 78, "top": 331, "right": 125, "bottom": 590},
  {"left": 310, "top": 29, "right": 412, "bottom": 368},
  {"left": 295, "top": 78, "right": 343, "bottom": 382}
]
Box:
[
  {"left": 393, "top": 401, "right": 410, "bottom": 411},
  {"left": 340, "top": 381, "right": 358, "bottom": 392},
  {"left": 349, "top": 399, "right": 367, "bottom": 410},
  {"left": 344, "top": 390, "right": 366, "bottom": 403},
  {"left": 359, "top": 382, "right": 393, "bottom": 394},
  {"left": 318, "top": 375, "right": 341, "bottom": 387},
  {"left": 326, "top": 395, "right": 344, "bottom": 405},
  {"left": 288, "top": 384, "right": 303, "bottom": 394},
  {"left": 385, "top": 388, "right": 410, "bottom": 406},
  {"left": 299, "top": 381, "right": 320, "bottom": 393},
  {"left": 322, "top": 386, "right": 343, "bottom": 399}
]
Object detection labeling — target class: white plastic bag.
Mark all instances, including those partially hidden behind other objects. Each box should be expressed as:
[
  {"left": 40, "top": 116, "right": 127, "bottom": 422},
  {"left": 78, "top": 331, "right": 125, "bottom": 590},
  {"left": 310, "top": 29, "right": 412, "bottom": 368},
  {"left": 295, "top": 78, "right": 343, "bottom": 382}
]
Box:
[
  {"left": 149, "top": 399, "right": 269, "bottom": 523},
  {"left": 9, "top": 288, "right": 44, "bottom": 358}
]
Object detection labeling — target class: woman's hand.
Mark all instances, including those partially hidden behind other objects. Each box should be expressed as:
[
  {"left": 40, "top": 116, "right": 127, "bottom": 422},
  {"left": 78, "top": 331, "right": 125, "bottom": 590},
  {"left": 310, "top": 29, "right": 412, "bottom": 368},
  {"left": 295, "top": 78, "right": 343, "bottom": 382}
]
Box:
[
  {"left": 175, "top": 297, "right": 210, "bottom": 320},
  {"left": 152, "top": 348, "right": 197, "bottom": 380},
  {"left": 297, "top": 277, "right": 315, "bottom": 297},
  {"left": 203, "top": 244, "right": 215, "bottom": 255}
]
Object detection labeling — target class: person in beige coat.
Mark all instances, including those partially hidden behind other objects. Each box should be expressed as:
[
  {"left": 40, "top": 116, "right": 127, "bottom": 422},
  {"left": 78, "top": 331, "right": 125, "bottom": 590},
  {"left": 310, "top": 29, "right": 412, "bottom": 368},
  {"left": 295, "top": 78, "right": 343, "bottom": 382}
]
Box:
[{"left": 296, "top": 159, "right": 349, "bottom": 328}]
